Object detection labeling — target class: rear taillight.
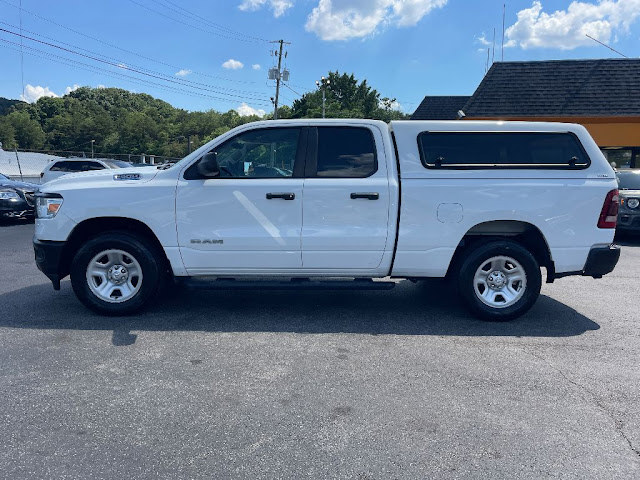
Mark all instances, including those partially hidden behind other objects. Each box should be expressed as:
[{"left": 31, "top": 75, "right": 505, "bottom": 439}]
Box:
[{"left": 598, "top": 189, "right": 619, "bottom": 229}]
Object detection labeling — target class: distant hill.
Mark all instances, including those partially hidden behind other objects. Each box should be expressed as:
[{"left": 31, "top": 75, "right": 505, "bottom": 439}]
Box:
[{"left": 0, "top": 97, "right": 26, "bottom": 116}]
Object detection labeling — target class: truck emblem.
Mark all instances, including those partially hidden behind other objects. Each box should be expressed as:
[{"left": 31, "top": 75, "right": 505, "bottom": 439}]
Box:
[{"left": 113, "top": 173, "right": 141, "bottom": 181}]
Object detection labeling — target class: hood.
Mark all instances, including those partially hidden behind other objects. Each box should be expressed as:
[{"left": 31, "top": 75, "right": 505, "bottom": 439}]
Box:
[
  {"left": 0, "top": 178, "right": 40, "bottom": 191},
  {"left": 42, "top": 166, "right": 161, "bottom": 190}
]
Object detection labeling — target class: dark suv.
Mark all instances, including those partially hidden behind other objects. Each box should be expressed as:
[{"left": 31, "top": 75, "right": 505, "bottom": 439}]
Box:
[
  {"left": 617, "top": 170, "right": 640, "bottom": 233},
  {"left": 0, "top": 173, "right": 39, "bottom": 220}
]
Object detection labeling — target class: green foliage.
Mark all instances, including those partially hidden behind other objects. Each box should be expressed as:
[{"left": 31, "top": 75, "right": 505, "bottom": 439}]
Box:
[
  {"left": 0, "top": 97, "right": 26, "bottom": 117},
  {"left": 0, "top": 74, "right": 406, "bottom": 156},
  {"left": 0, "top": 111, "right": 45, "bottom": 149},
  {"left": 291, "top": 71, "right": 408, "bottom": 122}
]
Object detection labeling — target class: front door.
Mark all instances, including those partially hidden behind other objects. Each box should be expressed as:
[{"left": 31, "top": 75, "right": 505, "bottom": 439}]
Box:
[{"left": 176, "top": 127, "right": 306, "bottom": 274}]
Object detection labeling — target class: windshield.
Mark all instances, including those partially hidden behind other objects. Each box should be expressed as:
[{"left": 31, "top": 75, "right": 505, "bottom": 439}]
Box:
[
  {"left": 0, "top": 173, "right": 8, "bottom": 181},
  {"left": 617, "top": 171, "right": 640, "bottom": 190}
]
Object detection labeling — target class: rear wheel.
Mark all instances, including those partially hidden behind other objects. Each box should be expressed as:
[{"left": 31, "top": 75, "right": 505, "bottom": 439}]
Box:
[
  {"left": 457, "top": 240, "right": 541, "bottom": 321},
  {"left": 71, "top": 232, "right": 165, "bottom": 315}
]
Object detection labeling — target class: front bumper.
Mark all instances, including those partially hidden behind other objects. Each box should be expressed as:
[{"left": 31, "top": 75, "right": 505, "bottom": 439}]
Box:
[
  {"left": 0, "top": 198, "right": 34, "bottom": 218},
  {"left": 617, "top": 212, "right": 640, "bottom": 231},
  {"left": 33, "top": 238, "right": 67, "bottom": 290}
]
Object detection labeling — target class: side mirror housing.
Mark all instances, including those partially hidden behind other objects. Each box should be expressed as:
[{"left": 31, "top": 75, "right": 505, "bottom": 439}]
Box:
[{"left": 197, "top": 152, "right": 220, "bottom": 178}]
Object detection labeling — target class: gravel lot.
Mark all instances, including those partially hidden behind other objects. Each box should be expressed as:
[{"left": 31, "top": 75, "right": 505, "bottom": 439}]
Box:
[{"left": 0, "top": 221, "right": 639, "bottom": 479}]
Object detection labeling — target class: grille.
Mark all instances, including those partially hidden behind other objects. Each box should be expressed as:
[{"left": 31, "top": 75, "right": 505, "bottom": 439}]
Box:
[{"left": 23, "top": 192, "right": 35, "bottom": 207}]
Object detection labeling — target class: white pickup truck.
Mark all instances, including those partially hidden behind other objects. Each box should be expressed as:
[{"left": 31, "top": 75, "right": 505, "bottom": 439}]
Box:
[{"left": 33, "top": 120, "right": 620, "bottom": 321}]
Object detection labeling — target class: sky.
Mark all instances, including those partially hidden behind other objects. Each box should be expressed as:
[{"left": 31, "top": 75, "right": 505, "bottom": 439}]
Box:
[{"left": 0, "top": 0, "right": 639, "bottom": 116}]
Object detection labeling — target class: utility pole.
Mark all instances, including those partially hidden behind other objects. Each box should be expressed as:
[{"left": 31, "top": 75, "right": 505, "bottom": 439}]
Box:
[
  {"left": 91, "top": 139, "right": 95, "bottom": 158},
  {"left": 269, "top": 39, "right": 291, "bottom": 120},
  {"left": 315, "top": 76, "right": 330, "bottom": 118}
]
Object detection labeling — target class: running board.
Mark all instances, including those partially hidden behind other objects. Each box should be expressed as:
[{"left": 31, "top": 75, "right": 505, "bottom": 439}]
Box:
[{"left": 183, "top": 278, "right": 397, "bottom": 291}]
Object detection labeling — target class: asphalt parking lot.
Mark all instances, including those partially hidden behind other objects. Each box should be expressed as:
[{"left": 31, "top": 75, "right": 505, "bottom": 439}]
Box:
[{"left": 0, "top": 221, "right": 639, "bottom": 479}]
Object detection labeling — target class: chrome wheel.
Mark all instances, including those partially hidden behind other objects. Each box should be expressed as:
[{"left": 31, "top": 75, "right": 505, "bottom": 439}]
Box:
[
  {"left": 86, "top": 249, "right": 143, "bottom": 303},
  {"left": 473, "top": 255, "right": 527, "bottom": 309}
]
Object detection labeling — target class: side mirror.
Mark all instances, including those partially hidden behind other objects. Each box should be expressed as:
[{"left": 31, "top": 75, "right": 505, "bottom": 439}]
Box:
[{"left": 197, "top": 152, "right": 220, "bottom": 178}]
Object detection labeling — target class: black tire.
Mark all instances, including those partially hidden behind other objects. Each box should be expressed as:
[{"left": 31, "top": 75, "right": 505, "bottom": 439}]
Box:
[
  {"left": 457, "top": 240, "right": 541, "bottom": 321},
  {"left": 70, "top": 231, "right": 166, "bottom": 315}
]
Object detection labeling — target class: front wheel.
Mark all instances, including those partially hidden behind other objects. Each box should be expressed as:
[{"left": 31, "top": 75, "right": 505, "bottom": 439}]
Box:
[
  {"left": 70, "top": 232, "right": 165, "bottom": 315},
  {"left": 457, "top": 240, "right": 542, "bottom": 321}
]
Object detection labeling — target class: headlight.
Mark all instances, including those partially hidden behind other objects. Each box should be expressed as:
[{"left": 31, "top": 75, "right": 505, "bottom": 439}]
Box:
[
  {"left": 628, "top": 198, "right": 640, "bottom": 209},
  {"left": 0, "top": 190, "right": 20, "bottom": 200},
  {"left": 36, "top": 194, "right": 64, "bottom": 218}
]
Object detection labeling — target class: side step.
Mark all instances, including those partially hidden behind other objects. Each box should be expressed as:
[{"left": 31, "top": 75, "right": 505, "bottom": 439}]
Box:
[{"left": 183, "top": 277, "right": 397, "bottom": 291}]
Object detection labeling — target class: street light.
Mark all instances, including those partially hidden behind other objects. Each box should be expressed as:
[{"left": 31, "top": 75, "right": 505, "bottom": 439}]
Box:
[{"left": 315, "top": 76, "right": 330, "bottom": 118}]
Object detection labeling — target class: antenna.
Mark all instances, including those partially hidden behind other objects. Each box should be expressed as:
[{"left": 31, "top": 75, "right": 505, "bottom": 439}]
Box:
[
  {"left": 501, "top": 4, "right": 505, "bottom": 61},
  {"left": 492, "top": 27, "right": 496, "bottom": 64},
  {"left": 585, "top": 34, "right": 628, "bottom": 58}
]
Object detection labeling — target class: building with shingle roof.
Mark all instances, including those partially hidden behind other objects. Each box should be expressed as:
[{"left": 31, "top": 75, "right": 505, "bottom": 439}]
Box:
[
  {"left": 412, "top": 58, "right": 640, "bottom": 168},
  {"left": 411, "top": 96, "right": 471, "bottom": 120},
  {"left": 460, "top": 59, "right": 640, "bottom": 168}
]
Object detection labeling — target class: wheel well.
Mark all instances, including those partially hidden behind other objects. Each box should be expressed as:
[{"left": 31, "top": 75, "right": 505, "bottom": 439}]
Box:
[
  {"left": 447, "top": 221, "right": 554, "bottom": 278},
  {"left": 60, "top": 217, "right": 169, "bottom": 278}
]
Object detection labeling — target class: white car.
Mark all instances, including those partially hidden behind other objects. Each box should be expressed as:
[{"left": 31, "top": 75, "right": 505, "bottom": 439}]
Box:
[
  {"left": 40, "top": 158, "right": 132, "bottom": 183},
  {"left": 33, "top": 120, "right": 620, "bottom": 320}
]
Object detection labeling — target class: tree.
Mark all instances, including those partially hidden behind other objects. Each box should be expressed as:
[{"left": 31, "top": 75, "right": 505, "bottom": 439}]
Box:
[
  {"left": 291, "top": 71, "right": 407, "bottom": 121},
  {"left": 4, "top": 111, "right": 45, "bottom": 149}
]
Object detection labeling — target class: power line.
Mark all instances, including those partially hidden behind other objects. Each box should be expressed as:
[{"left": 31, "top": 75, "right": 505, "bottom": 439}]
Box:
[
  {"left": 0, "top": 21, "right": 266, "bottom": 98},
  {"left": 0, "top": 27, "right": 270, "bottom": 103},
  {"left": 127, "top": 0, "right": 267, "bottom": 44},
  {"left": 0, "top": 38, "right": 272, "bottom": 107},
  {"left": 18, "top": 0, "right": 24, "bottom": 100},
  {"left": 152, "top": 0, "right": 269, "bottom": 43},
  {"left": 0, "top": 0, "right": 259, "bottom": 85},
  {"left": 585, "top": 34, "right": 628, "bottom": 58},
  {"left": 283, "top": 83, "right": 303, "bottom": 97}
]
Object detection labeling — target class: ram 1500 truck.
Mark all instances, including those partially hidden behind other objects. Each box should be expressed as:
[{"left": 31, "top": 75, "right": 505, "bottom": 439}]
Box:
[{"left": 33, "top": 120, "right": 620, "bottom": 320}]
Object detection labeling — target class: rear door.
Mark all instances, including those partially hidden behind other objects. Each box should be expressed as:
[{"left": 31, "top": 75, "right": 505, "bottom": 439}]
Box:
[{"left": 301, "top": 126, "right": 391, "bottom": 270}]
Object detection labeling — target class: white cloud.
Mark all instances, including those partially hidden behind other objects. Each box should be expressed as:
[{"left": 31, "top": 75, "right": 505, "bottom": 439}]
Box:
[
  {"left": 97, "top": 84, "right": 107, "bottom": 89},
  {"left": 222, "top": 59, "right": 244, "bottom": 70},
  {"left": 252, "top": 64, "right": 261, "bottom": 70},
  {"left": 20, "top": 84, "right": 58, "bottom": 103},
  {"left": 476, "top": 33, "right": 492, "bottom": 46},
  {"left": 505, "top": 0, "right": 640, "bottom": 50},
  {"left": 117, "top": 63, "right": 128, "bottom": 69},
  {"left": 175, "top": 69, "right": 192, "bottom": 77},
  {"left": 64, "top": 84, "right": 80, "bottom": 95},
  {"left": 305, "top": 0, "right": 447, "bottom": 41},
  {"left": 236, "top": 102, "right": 266, "bottom": 117},
  {"left": 238, "top": 0, "right": 294, "bottom": 17}
]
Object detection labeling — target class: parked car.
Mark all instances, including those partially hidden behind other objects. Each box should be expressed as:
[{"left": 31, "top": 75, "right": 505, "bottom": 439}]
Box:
[
  {"left": 40, "top": 158, "right": 132, "bottom": 183},
  {"left": 616, "top": 169, "right": 640, "bottom": 233},
  {"left": 0, "top": 172, "right": 39, "bottom": 220},
  {"left": 33, "top": 120, "right": 620, "bottom": 321}
]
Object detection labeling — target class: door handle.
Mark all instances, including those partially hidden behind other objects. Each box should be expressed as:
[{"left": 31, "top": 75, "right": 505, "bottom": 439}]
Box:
[
  {"left": 266, "top": 192, "right": 295, "bottom": 200},
  {"left": 350, "top": 192, "right": 379, "bottom": 200}
]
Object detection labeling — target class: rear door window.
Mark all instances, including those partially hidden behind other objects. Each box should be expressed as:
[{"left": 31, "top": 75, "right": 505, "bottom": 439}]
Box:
[
  {"left": 418, "top": 132, "right": 590, "bottom": 169},
  {"left": 311, "top": 127, "right": 377, "bottom": 178}
]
